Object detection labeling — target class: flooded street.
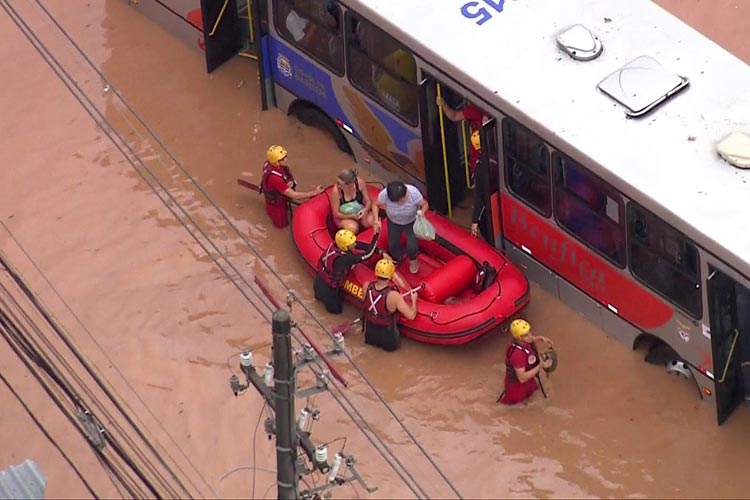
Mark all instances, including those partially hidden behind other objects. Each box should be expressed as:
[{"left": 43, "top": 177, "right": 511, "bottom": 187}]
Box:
[{"left": 2, "top": 0, "right": 750, "bottom": 498}]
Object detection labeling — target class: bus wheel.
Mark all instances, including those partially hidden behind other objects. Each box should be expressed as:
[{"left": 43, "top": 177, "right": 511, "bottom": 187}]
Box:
[
  {"left": 666, "top": 360, "right": 692, "bottom": 379},
  {"left": 643, "top": 339, "right": 693, "bottom": 379},
  {"left": 295, "top": 106, "right": 352, "bottom": 155}
]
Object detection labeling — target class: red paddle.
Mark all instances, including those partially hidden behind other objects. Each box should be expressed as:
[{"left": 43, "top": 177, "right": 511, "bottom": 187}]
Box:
[{"left": 237, "top": 178, "right": 261, "bottom": 192}]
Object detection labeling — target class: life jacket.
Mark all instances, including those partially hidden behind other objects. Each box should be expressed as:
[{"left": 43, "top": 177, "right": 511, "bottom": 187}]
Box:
[
  {"left": 260, "top": 161, "right": 296, "bottom": 205},
  {"left": 365, "top": 282, "right": 398, "bottom": 327},
  {"left": 505, "top": 340, "right": 540, "bottom": 384},
  {"left": 318, "top": 243, "right": 348, "bottom": 288}
]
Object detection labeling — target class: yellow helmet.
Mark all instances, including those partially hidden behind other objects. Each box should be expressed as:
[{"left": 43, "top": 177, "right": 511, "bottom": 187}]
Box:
[
  {"left": 335, "top": 229, "right": 357, "bottom": 251},
  {"left": 267, "top": 145, "right": 287, "bottom": 166},
  {"left": 470, "top": 129, "right": 481, "bottom": 151},
  {"left": 374, "top": 258, "right": 396, "bottom": 279},
  {"left": 510, "top": 319, "right": 531, "bottom": 339}
]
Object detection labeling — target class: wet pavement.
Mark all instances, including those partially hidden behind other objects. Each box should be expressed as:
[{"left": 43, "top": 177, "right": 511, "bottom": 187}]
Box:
[{"left": 2, "top": 0, "right": 750, "bottom": 498}]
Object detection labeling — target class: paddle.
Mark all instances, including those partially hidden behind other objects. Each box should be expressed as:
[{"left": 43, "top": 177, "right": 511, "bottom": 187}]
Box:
[
  {"left": 237, "top": 178, "right": 302, "bottom": 206},
  {"left": 237, "top": 178, "right": 261, "bottom": 192},
  {"left": 330, "top": 317, "right": 361, "bottom": 336},
  {"left": 401, "top": 284, "right": 425, "bottom": 297}
]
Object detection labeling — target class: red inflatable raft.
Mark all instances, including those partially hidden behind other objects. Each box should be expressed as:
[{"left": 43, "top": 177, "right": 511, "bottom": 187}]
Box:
[{"left": 292, "top": 186, "right": 530, "bottom": 345}]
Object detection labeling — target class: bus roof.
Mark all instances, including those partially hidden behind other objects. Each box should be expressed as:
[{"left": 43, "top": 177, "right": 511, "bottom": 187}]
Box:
[{"left": 350, "top": 0, "right": 750, "bottom": 276}]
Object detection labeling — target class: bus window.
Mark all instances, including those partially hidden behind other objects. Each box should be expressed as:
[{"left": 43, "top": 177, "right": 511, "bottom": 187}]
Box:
[
  {"left": 274, "top": 0, "right": 344, "bottom": 75},
  {"left": 628, "top": 204, "right": 702, "bottom": 318},
  {"left": 502, "top": 119, "right": 551, "bottom": 216},
  {"left": 553, "top": 153, "right": 626, "bottom": 267},
  {"left": 345, "top": 13, "right": 418, "bottom": 125}
]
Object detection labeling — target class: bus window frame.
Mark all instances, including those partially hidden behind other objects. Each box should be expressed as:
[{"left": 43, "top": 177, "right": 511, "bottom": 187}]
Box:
[
  {"left": 502, "top": 118, "right": 552, "bottom": 217},
  {"left": 551, "top": 151, "right": 627, "bottom": 269},
  {"left": 627, "top": 202, "right": 703, "bottom": 319},
  {"left": 273, "top": 0, "right": 345, "bottom": 77},
  {"left": 344, "top": 10, "right": 419, "bottom": 127}
]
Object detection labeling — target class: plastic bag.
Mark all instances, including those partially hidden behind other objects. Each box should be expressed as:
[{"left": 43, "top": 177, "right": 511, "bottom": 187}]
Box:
[
  {"left": 413, "top": 213, "right": 436, "bottom": 240},
  {"left": 339, "top": 200, "right": 364, "bottom": 215}
]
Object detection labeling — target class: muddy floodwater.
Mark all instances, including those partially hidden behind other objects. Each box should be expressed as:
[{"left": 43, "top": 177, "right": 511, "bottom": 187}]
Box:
[{"left": 2, "top": 0, "right": 750, "bottom": 498}]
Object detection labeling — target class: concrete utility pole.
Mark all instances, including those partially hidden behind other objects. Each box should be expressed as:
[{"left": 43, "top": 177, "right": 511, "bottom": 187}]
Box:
[
  {"left": 272, "top": 309, "right": 298, "bottom": 499},
  {"left": 230, "top": 294, "right": 377, "bottom": 499}
]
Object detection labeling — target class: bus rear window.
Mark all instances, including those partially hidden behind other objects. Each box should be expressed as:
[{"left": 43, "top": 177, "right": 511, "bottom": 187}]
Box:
[
  {"left": 503, "top": 119, "right": 551, "bottom": 216},
  {"left": 553, "top": 154, "right": 626, "bottom": 267},
  {"left": 275, "top": 0, "right": 344, "bottom": 75},
  {"left": 345, "top": 13, "right": 418, "bottom": 125},
  {"left": 628, "top": 204, "right": 702, "bottom": 318}
]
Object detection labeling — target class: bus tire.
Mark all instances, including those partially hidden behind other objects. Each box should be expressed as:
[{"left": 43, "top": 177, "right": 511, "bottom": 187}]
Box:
[
  {"left": 295, "top": 106, "right": 352, "bottom": 155},
  {"left": 643, "top": 339, "right": 679, "bottom": 365}
]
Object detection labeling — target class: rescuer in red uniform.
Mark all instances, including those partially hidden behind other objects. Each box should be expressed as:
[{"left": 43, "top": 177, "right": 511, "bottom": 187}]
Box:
[
  {"left": 261, "top": 145, "right": 323, "bottom": 228},
  {"left": 500, "top": 319, "right": 554, "bottom": 405},
  {"left": 314, "top": 226, "right": 382, "bottom": 314},
  {"left": 436, "top": 95, "right": 488, "bottom": 174},
  {"left": 363, "top": 258, "right": 418, "bottom": 352}
]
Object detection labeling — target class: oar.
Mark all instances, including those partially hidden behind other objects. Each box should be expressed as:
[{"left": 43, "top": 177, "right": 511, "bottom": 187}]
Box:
[
  {"left": 237, "top": 178, "right": 302, "bottom": 206},
  {"left": 237, "top": 178, "right": 261, "bottom": 192},
  {"left": 401, "top": 284, "right": 425, "bottom": 297},
  {"left": 330, "top": 317, "right": 361, "bottom": 336}
]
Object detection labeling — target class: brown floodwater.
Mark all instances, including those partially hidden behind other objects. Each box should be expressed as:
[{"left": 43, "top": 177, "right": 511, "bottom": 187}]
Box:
[{"left": 1, "top": 0, "right": 750, "bottom": 498}]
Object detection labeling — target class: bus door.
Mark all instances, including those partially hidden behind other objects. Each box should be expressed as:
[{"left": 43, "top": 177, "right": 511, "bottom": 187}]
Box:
[
  {"left": 477, "top": 119, "right": 501, "bottom": 247},
  {"left": 418, "top": 76, "right": 468, "bottom": 216},
  {"left": 200, "top": 0, "right": 242, "bottom": 73},
  {"left": 707, "top": 265, "right": 750, "bottom": 424}
]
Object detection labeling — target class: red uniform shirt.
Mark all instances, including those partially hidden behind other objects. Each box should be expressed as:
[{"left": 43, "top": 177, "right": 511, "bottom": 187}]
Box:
[
  {"left": 500, "top": 340, "right": 540, "bottom": 405},
  {"left": 262, "top": 163, "right": 294, "bottom": 228},
  {"left": 462, "top": 104, "right": 484, "bottom": 172}
]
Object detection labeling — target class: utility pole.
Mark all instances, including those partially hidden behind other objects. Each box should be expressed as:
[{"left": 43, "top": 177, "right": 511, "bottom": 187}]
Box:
[
  {"left": 229, "top": 297, "right": 377, "bottom": 499},
  {"left": 272, "top": 309, "right": 297, "bottom": 499}
]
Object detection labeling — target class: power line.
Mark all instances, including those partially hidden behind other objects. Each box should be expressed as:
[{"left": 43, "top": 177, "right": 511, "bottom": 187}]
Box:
[
  {"left": 5, "top": 0, "right": 461, "bottom": 496},
  {"left": 0, "top": 369, "right": 99, "bottom": 498},
  {"left": 0, "top": 268, "right": 186, "bottom": 498}
]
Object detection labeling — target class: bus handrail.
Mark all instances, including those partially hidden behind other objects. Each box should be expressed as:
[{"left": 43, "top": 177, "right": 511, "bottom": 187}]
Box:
[
  {"left": 208, "top": 0, "right": 230, "bottom": 37},
  {"left": 461, "top": 122, "right": 475, "bottom": 190},
  {"left": 718, "top": 328, "right": 740, "bottom": 384},
  {"left": 436, "top": 83, "right": 453, "bottom": 218},
  {"left": 246, "top": 0, "right": 255, "bottom": 43}
]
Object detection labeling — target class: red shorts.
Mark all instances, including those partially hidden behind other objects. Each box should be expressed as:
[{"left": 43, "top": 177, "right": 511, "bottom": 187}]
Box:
[
  {"left": 265, "top": 201, "right": 290, "bottom": 229},
  {"left": 500, "top": 378, "right": 538, "bottom": 405}
]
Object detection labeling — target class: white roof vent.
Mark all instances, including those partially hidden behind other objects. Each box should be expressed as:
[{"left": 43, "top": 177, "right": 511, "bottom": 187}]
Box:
[
  {"left": 717, "top": 132, "right": 750, "bottom": 169},
  {"left": 556, "top": 24, "right": 603, "bottom": 61},
  {"left": 597, "top": 55, "right": 689, "bottom": 117}
]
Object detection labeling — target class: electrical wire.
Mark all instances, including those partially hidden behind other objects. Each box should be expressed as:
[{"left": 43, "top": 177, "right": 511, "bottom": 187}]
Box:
[
  {"left": 0, "top": 369, "right": 99, "bottom": 498},
  {"left": 0, "top": 309, "right": 144, "bottom": 498},
  {"left": 261, "top": 480, "right": 277, "bottom": 499},
  {"left": 6, "top": 0, "right": 462, "bottom": 496},
  {"left": 215, "top": 466, "right": 276, "bottom": 498},
  {"left": 0, "top": 274, "right": 184, "bottom": 498},
  {"left": 252, "top": 403, "right": 267, "bottom": 499}
]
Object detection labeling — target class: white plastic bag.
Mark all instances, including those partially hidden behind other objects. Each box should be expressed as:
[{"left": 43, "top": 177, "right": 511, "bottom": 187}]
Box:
[{"left": 413, "top": 213, "right": 436, "bottom": 240}]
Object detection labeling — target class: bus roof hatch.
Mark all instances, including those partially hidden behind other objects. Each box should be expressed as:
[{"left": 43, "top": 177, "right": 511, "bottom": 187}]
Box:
[
  {"left": 597, "top": 55, "right": 689, "bottom": 118},
  {"left": 556, "top": 25, "right": 603, "bottom": 61}
]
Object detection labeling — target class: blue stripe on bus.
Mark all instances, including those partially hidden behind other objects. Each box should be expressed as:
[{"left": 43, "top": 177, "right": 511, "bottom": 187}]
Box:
[
  {"left": 268, "top": 37, "right": 420, "bottom": 168},
  {"left": 268, "top": 38, "right": 352, "bottom": 134}
]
